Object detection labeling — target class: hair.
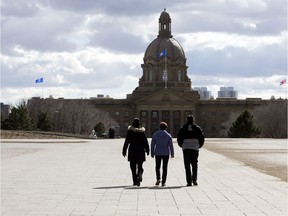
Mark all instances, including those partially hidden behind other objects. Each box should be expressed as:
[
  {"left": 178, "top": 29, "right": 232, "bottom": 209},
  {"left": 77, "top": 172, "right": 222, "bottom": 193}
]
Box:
[
  {"left": 159, "top": 122, "right": 168, "bottom": 130},
  {"left": 132, "top": 118, "right": 140, "bottom": 128},
  {"left": 186, "top": 115, "right": 194, "bottom": 124}
]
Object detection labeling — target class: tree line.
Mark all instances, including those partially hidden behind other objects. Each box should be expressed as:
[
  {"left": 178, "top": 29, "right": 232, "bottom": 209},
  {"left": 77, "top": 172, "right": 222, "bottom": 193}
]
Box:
[
  {"left": 1, "top": 99, "right": 116, "bottom": 137},
  {"left": 224, "top": 100, "right": 287, "bottom": 138},
  {"left": 1, "top": 99, "right": 287, "bottom": 138}
]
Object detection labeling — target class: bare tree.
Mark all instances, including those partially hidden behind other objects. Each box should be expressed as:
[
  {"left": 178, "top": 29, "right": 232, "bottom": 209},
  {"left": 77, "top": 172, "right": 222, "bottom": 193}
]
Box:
[
  {"left": 252, "top": 100, "right": 287, "bottom": 138},
  {"left": 27, "top": 98, "right": 117, "bottom": 135}
]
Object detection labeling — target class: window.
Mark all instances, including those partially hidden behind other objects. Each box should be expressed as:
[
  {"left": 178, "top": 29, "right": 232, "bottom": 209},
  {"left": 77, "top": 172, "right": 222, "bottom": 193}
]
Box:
[
  {"left": 148, "top": 69, "right": 152, "bottom": 81},
  {"left": 178, "top": 70, "right": 182, "bottom": 81},
  {"left": 141, "top": 111, "right": 147, "bottom": 117},
  {"left": 152, "top": 111, "right": 158, "bottom": 118},
  {"left": 151, "top": 111, "right": 159, "bottom": 134},
  {"left": 162, "top": 111, "right": 170, "bottom": 123},
  {"left": 211, "top": 112, "right": 216, "bottom": 119},
  {"left": 124, "top": 111, "right": 129, "bottom": 117}
]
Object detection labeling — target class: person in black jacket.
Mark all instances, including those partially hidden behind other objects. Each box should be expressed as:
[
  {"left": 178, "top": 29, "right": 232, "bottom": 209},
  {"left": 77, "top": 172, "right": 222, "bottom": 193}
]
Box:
[
  {"left": 122, "top": 118, "right": 149, "bottom": 186},
  {"left": 177, "top": 115, "right": 205, "bottom": 186}
]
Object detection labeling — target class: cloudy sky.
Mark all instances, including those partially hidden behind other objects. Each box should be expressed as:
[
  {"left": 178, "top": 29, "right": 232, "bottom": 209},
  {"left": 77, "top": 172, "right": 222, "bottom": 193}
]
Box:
[{"left": 1, "top": 0, "right": 287, "bottom": 105}]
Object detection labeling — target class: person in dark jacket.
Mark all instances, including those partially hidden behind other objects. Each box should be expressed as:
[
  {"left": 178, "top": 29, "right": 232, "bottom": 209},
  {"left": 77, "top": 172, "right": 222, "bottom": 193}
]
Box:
[
  {"left": 177, "top": 115, "right": 205, "bottom": 186},
  {"left": 122, "top": 118, "right": 149, "bottom": 186},
  {"left": 151, "top": 122, "right": 174, "bottom": 187}
]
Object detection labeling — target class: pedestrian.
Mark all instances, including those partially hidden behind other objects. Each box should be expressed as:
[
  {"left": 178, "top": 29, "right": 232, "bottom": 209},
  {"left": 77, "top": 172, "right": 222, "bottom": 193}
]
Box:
[
  {"left": 151, "top": 122, "right": 174, "bottom": 187},
  {"left": 122, "top": 118, "right": 149, "bottom": 186},
  {"left": 177, "top": 115, "right": 205, "bottom": 186}
]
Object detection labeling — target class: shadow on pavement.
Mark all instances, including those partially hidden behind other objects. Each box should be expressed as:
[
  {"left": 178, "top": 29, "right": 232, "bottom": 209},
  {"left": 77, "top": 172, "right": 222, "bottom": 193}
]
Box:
[{"left": 93, "top": 185, "right": 183, "bottom": 190}]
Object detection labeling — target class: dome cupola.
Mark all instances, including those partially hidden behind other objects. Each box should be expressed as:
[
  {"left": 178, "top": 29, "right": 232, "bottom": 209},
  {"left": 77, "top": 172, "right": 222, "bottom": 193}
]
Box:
[
  {"left": 158, "top": 9, "right": 172, "bottom": 38},
  {"left": 137, "top": 9, "right": 192, "bottom": 92}
]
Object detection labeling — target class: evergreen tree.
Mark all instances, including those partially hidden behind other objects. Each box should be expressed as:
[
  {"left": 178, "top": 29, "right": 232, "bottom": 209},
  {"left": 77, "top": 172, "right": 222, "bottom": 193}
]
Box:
[
  {"left": 94, "top": 122, "right": 106, "bottom": 137},
  {"left": 37, "top": 111, "right": 53, "bottom": 131},
  {"left": 2, "top": 100, "right": 36, "bottom": 130},
  {"left": 228, "top": 110, "right": 261, "bottom": 138}
]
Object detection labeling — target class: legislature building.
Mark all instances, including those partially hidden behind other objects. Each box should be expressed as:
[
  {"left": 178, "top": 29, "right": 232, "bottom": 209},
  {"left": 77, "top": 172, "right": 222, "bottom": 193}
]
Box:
[{"left": 29, "top": 9, "right": 283, "bottom": 138}]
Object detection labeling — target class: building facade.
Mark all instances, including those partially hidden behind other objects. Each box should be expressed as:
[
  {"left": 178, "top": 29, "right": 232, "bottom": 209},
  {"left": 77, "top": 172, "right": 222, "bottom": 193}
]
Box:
[{"left": 28, "top": 9, "right": 280, "bottom": 138}]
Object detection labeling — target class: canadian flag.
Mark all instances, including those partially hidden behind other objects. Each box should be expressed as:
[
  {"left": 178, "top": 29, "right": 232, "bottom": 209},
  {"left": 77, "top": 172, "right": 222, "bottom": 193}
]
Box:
[{"left": 280, "top": 79, "right": 286, "bottom": 85}]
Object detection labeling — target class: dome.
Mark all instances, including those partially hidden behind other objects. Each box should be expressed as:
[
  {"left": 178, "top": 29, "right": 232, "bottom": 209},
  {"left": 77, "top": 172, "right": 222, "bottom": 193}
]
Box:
[{"left": 144, "top": 37, "right": 185, "bottom": 61}]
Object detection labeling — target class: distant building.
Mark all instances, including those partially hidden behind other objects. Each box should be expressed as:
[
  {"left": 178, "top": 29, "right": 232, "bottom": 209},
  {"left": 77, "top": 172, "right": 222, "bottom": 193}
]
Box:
[
  {"left": 194, "top": 87, "right": 212, "bottom": 100},
  {"left": 1, "top": 103, "right": 11, "bottom": 120},
  {"left": 218, "top": 87, "right": 238, "bottom": 98}
]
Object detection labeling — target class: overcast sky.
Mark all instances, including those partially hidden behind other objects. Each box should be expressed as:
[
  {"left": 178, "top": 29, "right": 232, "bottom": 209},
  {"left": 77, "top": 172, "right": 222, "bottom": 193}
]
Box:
[{"left": 1, "top": 0, "right": 287, "bottom": 105}]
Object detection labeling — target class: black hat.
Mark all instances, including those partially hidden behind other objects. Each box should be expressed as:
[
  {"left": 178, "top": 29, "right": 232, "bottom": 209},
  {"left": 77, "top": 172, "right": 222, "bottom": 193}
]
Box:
[{"left": 132, "top": 118, "right": 140, "bottom": 128}]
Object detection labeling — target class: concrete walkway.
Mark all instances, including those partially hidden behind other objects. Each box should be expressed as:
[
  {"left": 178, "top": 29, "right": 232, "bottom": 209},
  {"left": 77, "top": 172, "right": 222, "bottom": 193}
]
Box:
[{"left": 1, "top": 139, "right": 287, "bottom": 216}]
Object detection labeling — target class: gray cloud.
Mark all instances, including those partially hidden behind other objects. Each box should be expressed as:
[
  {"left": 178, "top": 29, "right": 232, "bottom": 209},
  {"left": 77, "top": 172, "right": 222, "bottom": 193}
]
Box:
[
  {"left": 187, "top": 43, "right": 286, "bottom": 77},
  {"left": 1, "top": 0, "right": 287, "bottom": 104}
]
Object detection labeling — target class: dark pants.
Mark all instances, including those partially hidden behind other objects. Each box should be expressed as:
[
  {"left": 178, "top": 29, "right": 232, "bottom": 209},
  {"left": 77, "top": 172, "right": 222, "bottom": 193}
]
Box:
[
  {"left": 155, "top": 155, "right": 169, "bottom": 184},
  {"left": 183, "top": 149, "right": 199, "bottom": 184},
  {"left": 130, "top": 161, "right": 143, "bottom": 184}
]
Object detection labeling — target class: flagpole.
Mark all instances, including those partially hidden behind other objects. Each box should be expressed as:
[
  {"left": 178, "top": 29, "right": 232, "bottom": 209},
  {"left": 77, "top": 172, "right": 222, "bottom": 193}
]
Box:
[
  {"left": 285, "top": 81, "right": 287, "bottom": 99},
  {"left": 280, "top": 78, "right": 287, "bottom": 99},
  {"left": 165, "top": 49, "right": 167, "bottom": 88}
]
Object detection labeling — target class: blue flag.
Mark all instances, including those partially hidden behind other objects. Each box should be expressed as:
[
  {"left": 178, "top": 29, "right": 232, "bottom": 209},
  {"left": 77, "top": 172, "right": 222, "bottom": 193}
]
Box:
[
  {"left": 158, "top": 49, "right": 167, "bottom": 58},
  {"left": 35, "top": 77, "right": 43, "bottom": 83}
]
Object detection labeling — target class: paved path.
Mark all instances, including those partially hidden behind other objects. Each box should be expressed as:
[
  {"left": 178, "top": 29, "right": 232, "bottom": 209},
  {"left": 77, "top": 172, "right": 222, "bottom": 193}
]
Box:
[{"left": 1, "top": 139, "right": 287, "bottom": 216}]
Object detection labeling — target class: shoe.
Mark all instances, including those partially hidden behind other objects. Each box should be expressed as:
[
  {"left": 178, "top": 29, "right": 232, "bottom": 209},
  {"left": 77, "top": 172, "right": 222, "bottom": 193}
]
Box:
[
  {"left": 193, "top": 180, "right": 198, "bottom": 186},
  {"left": 155, "top": 180, "right": 161, "bottom": 186},
  {"left": 135, "top": 179, "right": 140, "bottom": 187},
  {"left": 161, "top": 183, "right": 166, "bottom": 187},
  {"left": 186, "top": 183, "right": 192, "bottom": 187},
  {"left": 138, "top": 172, "right": 143, "bottom": 182}
]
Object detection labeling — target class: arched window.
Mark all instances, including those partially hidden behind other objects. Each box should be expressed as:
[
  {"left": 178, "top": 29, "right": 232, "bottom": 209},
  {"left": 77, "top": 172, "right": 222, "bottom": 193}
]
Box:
[
  {"left": 178, "top": 70, "right": 182, "bottom": 81},
  {"left": 148, "top": 69, "right": 152, "bottom": 81}
]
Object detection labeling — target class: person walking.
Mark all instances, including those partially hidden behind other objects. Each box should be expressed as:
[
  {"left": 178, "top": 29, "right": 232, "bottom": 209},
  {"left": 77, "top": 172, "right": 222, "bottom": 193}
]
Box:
[
  {"left": 122, "top": 118, "right": 149, "bottom": 186},
  {"left": 151, "top": 122, "right": 174, "bottom": 187},
  {"left": 177, "top": 115, "right": 205, "bottom": 186}
]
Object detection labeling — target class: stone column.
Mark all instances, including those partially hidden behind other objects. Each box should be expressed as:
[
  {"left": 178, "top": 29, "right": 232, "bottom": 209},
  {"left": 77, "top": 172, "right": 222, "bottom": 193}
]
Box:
[
  {"left": 147, "top": 110, "right": 151, "bottom": 137},
  {"left": 169, "top": 110, "right": 173, "bottom": 135}
]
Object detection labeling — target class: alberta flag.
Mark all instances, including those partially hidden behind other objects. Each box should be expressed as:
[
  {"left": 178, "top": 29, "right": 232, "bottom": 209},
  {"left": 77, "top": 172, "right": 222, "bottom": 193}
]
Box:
[
  {"left": 158, "top": 49, "right": 167, "bottom": 58},
  {"left": 35, "top": 77, "right": 43, "bottom": 83}
]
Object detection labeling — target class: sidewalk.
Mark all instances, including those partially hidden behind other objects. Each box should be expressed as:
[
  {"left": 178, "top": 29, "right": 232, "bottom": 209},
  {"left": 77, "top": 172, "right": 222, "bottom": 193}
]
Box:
[{"left": 1, "top": 139, "right": 287, "bottom": 216}]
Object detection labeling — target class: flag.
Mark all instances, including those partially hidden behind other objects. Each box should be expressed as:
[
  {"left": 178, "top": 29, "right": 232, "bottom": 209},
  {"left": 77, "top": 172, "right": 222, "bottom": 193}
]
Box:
[
  {"left": 35, "top": 77, "right": 43, "bottom": 83},
  {"left": 158, "top": 49, "right": 167, "bottom": 58},
  {"left": 280, "top": 79, "right": 286, "bottom": 85}
]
